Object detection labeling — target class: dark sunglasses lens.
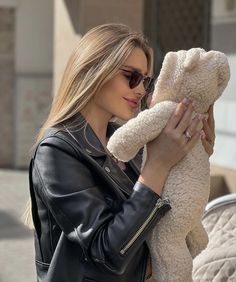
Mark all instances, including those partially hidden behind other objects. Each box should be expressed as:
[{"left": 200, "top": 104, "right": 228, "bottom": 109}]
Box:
[
  {"left": 144, "top": 77, "right": 154, "bottom": 93},
  {"left": 129, "top": 72, "right": 143, "bottom": 89},
  {"left": 127, "top": 70, "right": 154, "bottom": 93}
]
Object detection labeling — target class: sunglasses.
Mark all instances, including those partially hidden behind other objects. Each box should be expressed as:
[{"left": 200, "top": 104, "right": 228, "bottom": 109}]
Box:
[{"left": 120, "top": 68, "right": 154, "bottom": 94}]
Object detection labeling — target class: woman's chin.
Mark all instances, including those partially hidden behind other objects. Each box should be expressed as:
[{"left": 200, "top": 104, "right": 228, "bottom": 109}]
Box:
[
  {"left": 113, "top": 109, "right": 138, "bottom": 122},
  {"left": 120, "top": 113, "right": 136, "bottom": 121}
]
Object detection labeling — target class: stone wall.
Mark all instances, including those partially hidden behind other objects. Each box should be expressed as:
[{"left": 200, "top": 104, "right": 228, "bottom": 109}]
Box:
[
  {"left": 14, "top": 76, "right": 52, "bottom": 167},
  {"left": 14, "top": 0, "right": 53, "bottom": 168},
  {"left": 0, "top": 8, "right": 14, "bottom": 167}
]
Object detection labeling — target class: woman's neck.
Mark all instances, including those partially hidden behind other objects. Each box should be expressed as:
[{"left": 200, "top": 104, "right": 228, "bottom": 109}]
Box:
[
  {"left": 80, "top": 107, "right": 111, "bottom": 148},
  {"left": 81, "top": 105, "right": 126, "bottom": 170}
]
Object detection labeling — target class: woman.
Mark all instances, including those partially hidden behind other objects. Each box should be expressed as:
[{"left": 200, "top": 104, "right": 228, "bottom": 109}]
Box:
[{"left": 27, "top": 23, "right": 215, "bottom": 282}]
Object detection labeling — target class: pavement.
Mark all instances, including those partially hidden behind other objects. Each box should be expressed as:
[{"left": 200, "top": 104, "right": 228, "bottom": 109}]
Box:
[{"left": 0, "top": 169, "right": 36, "bottom": 282}]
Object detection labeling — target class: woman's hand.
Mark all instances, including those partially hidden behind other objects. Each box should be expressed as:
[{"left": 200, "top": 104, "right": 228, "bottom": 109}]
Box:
[
  {"left": 139, "top": 98, "right": 203, "bottom": 195},
  {"left": 201, "top": 105, "right": 215, "bottom": 156},
  {"left": 146, "top": 98, "right": 202, "bottom": 170}
]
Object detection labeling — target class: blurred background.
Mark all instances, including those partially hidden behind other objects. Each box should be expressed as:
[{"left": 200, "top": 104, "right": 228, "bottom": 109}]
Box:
[{"left": 0, "top": 0, "right": 235, "bottom": 281}]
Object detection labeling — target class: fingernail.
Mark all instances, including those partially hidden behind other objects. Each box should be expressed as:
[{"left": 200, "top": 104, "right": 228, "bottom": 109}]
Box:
[
  {"left": 192, "top": 100, "right": 197, "bottom": 108},
  {"left": 200, "top": 130, "right": 206, "bottom": 139},
  {"left": 182, "top": 97, "right": 190, "bottom": 105},
  {"left": 197, "top": 114, "right": 204, "bottom": 121}
]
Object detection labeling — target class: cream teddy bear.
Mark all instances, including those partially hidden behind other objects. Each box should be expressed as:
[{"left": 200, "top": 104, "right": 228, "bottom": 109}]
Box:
[{"left": 107, "top": 48, "right": 230, "bottom": 282}]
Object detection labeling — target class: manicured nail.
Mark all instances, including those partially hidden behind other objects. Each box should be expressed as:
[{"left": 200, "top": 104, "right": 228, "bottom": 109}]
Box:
[
  {"left": 200, "top": 130, "right": 206, "bottom": 139},
  {"left": 192, "top": 100, "right": 197, "bottom": 108},
  {"left": 197, "top": 114, "right": 204, "bottom": 121},
  {"left": 182, "top": 97, "right": 190, "bottom": 105},
  {"left": 205, "top": 113, "right": 209, "bottom": 121}
]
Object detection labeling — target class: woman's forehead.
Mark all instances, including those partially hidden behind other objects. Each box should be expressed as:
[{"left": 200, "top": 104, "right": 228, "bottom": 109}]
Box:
[{"left": 123, "top": 48, "right": 148, "bottom": 75}]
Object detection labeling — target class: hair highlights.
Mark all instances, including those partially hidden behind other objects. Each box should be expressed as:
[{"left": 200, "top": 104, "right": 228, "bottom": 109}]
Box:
[{"left": 37, "top": 23, "right": 153, "bottom": 142}]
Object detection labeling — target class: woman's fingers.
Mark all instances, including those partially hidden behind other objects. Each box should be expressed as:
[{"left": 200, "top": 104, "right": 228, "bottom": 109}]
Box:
[
  {"left": 207, "top": 104, "right": 215, "bottom": 131},
  {"left": 201, "top": 136, "right": 214, "bottom": 156},
  {"left": 167, "top": 100, "right": 188, "bottom": 129},
  {"left": 201, "top": 105, "right": 215, "bottom": 156},
  {"left": 183, "top": 114, "right": 204, "bottom": 142},
  {"left": 166, "top": 98, "right": 201, "bottom": 145},
  {"left": 176, "top": 101, "right": 195, "bottom": 133},
  {"left": 207, "top": 105, "right": 215, "bottom": 141},
  {"left": 202, "top": 118, "right": 214, "bottom": 143},
  {"left": 185, "top": 129, "right": 201, "bottom": 150}
]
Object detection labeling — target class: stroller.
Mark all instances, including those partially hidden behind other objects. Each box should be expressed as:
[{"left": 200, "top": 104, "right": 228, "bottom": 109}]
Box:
[{"left": 193, "top": 193, "right": 236, "bottom": 281}]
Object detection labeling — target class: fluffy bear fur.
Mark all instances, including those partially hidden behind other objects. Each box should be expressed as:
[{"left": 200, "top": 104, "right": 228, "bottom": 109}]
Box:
[{"left": 107, "top": 48, "right": 230, "bottom": 282}]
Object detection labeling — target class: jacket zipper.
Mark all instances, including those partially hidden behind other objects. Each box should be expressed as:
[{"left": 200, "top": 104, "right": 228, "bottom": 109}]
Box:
[{"left": 120, "top": 198, "right": 169, "bottom": 255}]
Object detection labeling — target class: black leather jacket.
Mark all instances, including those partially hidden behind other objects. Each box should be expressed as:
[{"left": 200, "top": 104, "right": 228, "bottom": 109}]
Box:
[{"left": 29, "top": 117, "right": 171, "bottom": 282}]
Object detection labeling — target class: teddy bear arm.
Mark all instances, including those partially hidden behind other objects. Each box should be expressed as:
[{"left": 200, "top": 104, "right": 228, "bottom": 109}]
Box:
[
  {"left": 186, "top": 222, "right": 208, "bottom": 258},
  {"left": 107, "top": 102, "right": 176, "bottom": 161}
]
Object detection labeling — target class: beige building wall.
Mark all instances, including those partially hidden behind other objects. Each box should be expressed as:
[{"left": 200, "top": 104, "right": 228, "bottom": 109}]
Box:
[
  {"left": 14, "top": 0, "right": 53, "bottom": 168},
  {"left": 53, "top": 0, "right": 82, "bottom": 96},
  {"left": 0, "top": 0, "right": 53, "bottom": 168},
  {"left": 1, "top": 0, "right": 144, "bottom": 168}
]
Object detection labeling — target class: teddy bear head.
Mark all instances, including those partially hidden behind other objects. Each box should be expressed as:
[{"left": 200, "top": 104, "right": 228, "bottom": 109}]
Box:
[{"left": 151, "top": 48, "right": 230, "bottom": 113}]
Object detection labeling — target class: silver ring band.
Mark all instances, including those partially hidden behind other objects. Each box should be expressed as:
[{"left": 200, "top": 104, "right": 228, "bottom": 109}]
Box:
[{"left": 185, "top": 131, "right": 192, "bottom": 140}]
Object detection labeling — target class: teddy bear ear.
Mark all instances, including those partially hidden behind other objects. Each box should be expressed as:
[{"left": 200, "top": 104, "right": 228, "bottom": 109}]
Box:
[{"left": 183, "top": 48, "right": 204, "bottom": 71}]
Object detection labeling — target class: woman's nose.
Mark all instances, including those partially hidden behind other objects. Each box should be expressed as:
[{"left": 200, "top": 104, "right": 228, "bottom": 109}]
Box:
[{"left": 134, "top": 81, "right": 146, "bottom": 97}]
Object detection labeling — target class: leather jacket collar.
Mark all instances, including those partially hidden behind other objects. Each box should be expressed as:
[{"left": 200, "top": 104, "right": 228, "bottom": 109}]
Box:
[
  {"left": 62, "top": 113, "right": 142, "bottom": 197},
  {"left": 63, "top": 113, "right": 108, "bottom": 157},
  {"left": 60, "top": 114, "right": 141, "bottom": 196}
]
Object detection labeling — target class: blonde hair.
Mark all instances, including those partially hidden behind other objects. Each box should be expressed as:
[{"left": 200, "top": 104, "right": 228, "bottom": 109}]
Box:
[
  {"left": 37, "top": 23, "right": 153, "bottom": 141},
  {"left": 23, "top": 23, "right": 153, "bottom": 228}
]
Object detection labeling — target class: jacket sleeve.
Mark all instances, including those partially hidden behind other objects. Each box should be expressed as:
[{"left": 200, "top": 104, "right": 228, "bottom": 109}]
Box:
[{"left": 33, "top": 135, "right": 171, "bottom": 274}]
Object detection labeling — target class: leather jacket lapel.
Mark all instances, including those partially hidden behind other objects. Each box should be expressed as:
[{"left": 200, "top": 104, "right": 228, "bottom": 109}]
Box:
[{"left": 63, "top": 114, "right": 139, "bottom": 197}]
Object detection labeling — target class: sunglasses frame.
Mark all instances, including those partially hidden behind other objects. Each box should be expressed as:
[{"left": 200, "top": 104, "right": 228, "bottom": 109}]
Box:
[{"left": 120, "top": 68, "right": 154, "bottom": 94}]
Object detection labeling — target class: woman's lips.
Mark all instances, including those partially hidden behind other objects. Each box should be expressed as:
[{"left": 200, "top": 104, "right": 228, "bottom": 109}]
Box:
[{"left": 123, "top": 97, "right": 139, "bottom": 109}]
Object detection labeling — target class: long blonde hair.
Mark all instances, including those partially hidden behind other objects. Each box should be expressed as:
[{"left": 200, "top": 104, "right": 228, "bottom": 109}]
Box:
[
  {"left": 23, "top": 23, "right": 153, "bottom": 228},
  {"left": 37, "top": 23, "right": 152, "bottom": 141}
]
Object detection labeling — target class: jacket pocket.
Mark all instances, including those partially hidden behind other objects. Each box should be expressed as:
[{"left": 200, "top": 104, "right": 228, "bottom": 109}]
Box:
[{"left": 83, "top": 278, "right": 99, "bottom": 282}]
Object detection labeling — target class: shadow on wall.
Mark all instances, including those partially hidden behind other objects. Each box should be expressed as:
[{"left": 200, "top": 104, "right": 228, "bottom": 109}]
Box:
[{"left": 64, "top": 0, "right": 85, "bottom": 34}]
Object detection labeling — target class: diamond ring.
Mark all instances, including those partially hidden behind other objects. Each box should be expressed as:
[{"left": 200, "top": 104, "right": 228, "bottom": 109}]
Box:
[{"left": 185, "top": 131, "right": 192, "bottom": 140}]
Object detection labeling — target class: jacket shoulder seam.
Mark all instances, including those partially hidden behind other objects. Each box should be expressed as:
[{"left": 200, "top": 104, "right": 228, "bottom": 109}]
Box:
[{"left": 38, "top": 133, "right": 82, "bottom": 160}]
